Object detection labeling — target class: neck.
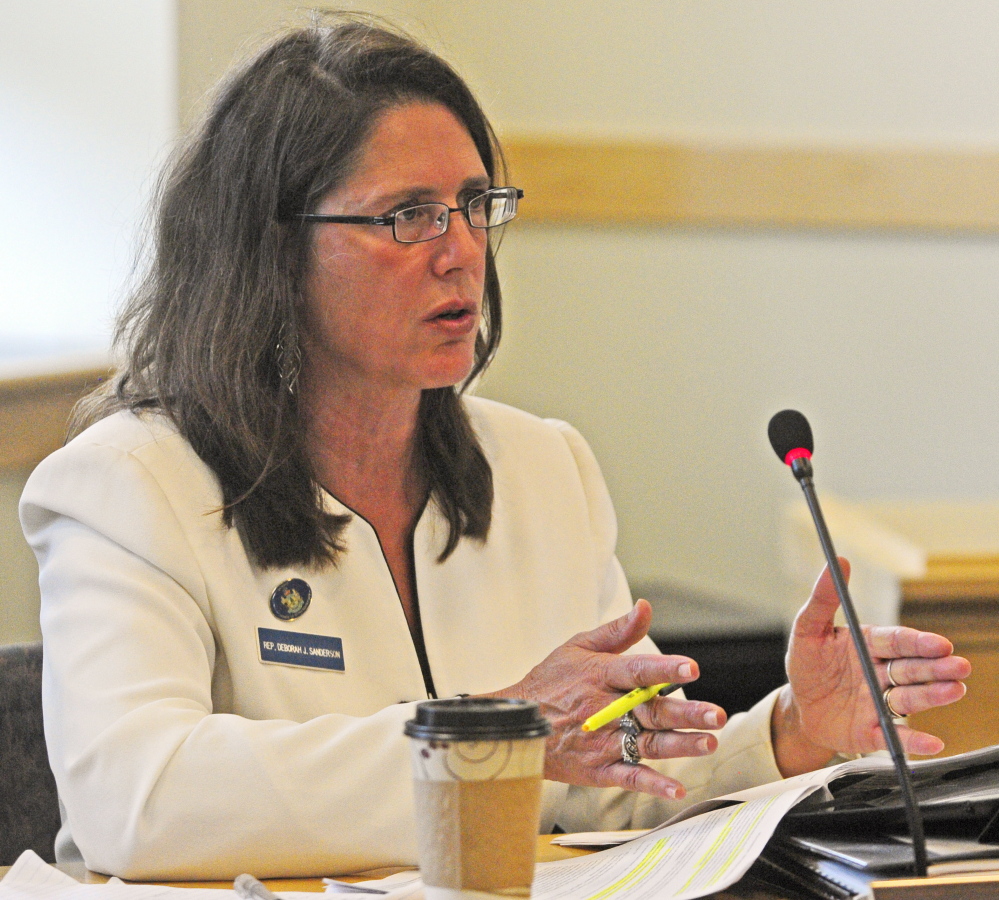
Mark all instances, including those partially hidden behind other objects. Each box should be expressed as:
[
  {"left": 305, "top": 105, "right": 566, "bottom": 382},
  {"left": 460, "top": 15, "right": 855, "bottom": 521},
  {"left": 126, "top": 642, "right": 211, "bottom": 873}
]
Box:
[{"left": 299, "top": 366, "right": 425, "bottom": 516}]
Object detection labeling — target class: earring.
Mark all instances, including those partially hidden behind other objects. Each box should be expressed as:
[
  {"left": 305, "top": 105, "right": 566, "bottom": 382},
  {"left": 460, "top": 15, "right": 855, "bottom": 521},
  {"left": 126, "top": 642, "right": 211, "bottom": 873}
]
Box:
[{"left": 276, "top": 324, "right": 301, "bottom": 395}]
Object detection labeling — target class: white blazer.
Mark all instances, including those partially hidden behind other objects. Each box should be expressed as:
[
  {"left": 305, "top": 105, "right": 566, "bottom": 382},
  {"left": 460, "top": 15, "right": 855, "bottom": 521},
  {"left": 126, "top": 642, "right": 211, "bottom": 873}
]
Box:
[{"left": 20, "top": 397, "right": 781, "bottom": 879}]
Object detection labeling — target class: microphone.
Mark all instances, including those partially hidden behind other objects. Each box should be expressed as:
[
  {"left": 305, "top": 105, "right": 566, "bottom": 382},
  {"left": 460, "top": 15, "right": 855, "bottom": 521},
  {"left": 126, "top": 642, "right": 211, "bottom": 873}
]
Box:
[
  {"left": 768, "top": 409, "right": 928, "bottom": 877},
  {"left": 767, "top": 408, "right": 813, "bottom": 476}
]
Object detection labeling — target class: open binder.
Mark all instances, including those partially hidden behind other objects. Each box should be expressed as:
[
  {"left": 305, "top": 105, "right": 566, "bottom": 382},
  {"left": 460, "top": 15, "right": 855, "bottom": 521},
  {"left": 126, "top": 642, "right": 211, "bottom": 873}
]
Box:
[
  {"left": 748, "top": 743, "right": 999, "bottom": 898},
  {"left": 784, "top": 743, "right": 999, "bottom": 837}
]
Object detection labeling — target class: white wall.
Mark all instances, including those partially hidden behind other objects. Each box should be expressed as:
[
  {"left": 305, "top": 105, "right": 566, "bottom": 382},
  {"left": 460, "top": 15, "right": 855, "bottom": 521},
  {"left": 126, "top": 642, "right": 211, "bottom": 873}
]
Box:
[
  {"left": 405, "top": 1, "right": 999, "bottom": 620},
  {"left": 5, "top": 0, "right": 999, "bottom": 642},
  {"left": 484, "top": 225, "right": 999, "bottom": 618},
  {"left": 426, "top": 1, "right": 999, "bottom": 142},
  {"left": 0, "top": 1, "right": 177, "bottom": 643},
  {"left": 0, "top": 0, "right": 177, "bottom": 358}
]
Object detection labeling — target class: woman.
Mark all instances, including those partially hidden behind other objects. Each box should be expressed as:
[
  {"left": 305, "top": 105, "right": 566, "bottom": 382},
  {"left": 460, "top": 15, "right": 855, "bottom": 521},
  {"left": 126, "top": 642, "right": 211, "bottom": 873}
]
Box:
[{"left": 20, "top": 16, "right": 969, "bottom": 879}]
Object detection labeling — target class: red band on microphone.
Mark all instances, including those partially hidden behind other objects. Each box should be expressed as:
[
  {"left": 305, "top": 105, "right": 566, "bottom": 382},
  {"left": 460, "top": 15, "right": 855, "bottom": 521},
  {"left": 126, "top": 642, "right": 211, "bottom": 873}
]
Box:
[{"left": 783, "top": 447, "right": 812, "bottom": 467}]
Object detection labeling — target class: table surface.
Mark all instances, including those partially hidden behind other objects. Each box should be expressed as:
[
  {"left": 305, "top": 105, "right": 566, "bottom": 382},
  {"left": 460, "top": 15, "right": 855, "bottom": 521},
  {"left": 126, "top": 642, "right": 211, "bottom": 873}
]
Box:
[{"left": 0, "top": 837, "right": 589, "bottom": 889}]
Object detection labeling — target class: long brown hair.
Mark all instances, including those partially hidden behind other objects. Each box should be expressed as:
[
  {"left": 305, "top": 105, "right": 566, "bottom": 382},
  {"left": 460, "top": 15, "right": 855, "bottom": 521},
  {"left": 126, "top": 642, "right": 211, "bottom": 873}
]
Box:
[{"left": 73, "top": 15, "right": 502, "bottom": 567}]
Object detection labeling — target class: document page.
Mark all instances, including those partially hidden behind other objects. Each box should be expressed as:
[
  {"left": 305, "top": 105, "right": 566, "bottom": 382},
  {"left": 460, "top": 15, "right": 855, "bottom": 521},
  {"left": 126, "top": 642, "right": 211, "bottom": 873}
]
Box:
[
  {"left": 530, "top": 785, "right": 818, "bottom": 900},
  {"left": 552, "top": 759, "right": 855, "bottom": 848}
]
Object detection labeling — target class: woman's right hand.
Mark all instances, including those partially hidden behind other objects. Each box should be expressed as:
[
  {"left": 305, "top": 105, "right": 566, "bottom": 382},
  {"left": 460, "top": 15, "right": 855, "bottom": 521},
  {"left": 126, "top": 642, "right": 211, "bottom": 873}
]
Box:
[{"left": 489, "top": 600, "right": 726, "bottom": 800}]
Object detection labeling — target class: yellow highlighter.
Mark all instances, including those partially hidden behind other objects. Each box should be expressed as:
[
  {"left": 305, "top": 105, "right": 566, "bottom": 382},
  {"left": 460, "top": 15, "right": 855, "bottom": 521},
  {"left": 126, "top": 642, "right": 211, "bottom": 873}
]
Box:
[{"left": 581, "top": 682, "right": 681, "bottom": 732}]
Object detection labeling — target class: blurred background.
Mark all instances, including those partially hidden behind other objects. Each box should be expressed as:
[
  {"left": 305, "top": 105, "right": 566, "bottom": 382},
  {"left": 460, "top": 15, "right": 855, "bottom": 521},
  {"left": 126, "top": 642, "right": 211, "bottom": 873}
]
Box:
[{"left": 3, "top": 1, "right": 999, "bottom": 727}]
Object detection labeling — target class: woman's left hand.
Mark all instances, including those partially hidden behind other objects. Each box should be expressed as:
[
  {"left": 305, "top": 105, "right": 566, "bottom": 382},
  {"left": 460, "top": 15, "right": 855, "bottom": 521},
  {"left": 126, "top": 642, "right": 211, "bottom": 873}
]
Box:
[{"left": 773, "top": 558, "right": 972, "bottom": 777}]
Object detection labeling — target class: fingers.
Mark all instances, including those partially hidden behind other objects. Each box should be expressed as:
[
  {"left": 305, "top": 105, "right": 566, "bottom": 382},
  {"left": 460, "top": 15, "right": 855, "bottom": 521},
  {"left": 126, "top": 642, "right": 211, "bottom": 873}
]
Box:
[
  {"left": 603, "top": 653, "right": 699, "bottom": 693},
  {"left": 581, "top": 726, "right": 719, "bottom": 799},
  {"left": 569, "top": 600, "right": 702, "bottom": 694},
  {"left": 639, "top": 728, "right": 718, "bottom": 761},
  {"left": 637, "top": 695, "right": 726, "bottom": 732},
  {"left": 866, "top": 624, "right": 956, "bottom": 661},
  {"left": 526, "top": 599, "right": 726, "bottom": 798},
  {"left": 576, "top": 696, "right": 721, "bottom": 791},
  {"left": 596, "top": 763, "right": 689, "bottom": 799},
  {"left": 617, "top": 703, "right": 720, "bottom": 766},
  {"left": 573, "top": 598, "right": 654, "bottom": 655},
  {"left": 883, "top": 679, "right": 967, "bottom": 718},
  {"left": 792, "top": 558, "right": 851, "bottom": 638},
  {"left": 880, "top": 654, "right": 972, "bottom": 688},
  {"left": 895, "top": 723, "right": 946, "bottom": 757},
  {"left": 863, "top": 721, "right": 947, "bottom": 757}
]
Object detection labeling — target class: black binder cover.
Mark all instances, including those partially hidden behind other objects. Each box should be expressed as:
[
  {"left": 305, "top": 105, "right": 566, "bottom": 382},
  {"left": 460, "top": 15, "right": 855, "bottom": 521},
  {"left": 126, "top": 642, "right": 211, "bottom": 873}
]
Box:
[{"left": 785, "top": 744, "right": 999, "bottom": 833}]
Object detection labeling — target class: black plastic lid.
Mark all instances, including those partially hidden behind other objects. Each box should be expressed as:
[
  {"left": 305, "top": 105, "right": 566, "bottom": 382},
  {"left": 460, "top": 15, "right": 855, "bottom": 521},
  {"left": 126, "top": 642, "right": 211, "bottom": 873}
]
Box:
[{"left": 404, "top": 698, "right": 551, "bottom": 741}]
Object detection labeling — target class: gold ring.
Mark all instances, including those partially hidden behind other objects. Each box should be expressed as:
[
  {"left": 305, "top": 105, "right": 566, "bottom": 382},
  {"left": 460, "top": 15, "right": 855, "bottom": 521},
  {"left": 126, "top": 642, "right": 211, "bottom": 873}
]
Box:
[
  {"left": 883, "top": 686, "right": 904, "bottom": 718},
  {"left": 886, "top": 658, "right": 900, "bottom": 688}
]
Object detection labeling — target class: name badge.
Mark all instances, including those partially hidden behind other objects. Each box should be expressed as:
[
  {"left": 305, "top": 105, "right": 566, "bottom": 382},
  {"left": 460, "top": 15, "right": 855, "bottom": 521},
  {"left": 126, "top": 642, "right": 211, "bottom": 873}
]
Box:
[{"left": 257, "top": 627, "right": 345, "bottom": 672}]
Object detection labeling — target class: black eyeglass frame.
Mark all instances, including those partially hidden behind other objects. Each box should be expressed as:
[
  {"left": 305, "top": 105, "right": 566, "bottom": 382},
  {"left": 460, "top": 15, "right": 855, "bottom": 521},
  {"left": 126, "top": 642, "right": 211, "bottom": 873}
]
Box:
[{"left": 291, "top": 187, "right": 524, "bottom": 243}]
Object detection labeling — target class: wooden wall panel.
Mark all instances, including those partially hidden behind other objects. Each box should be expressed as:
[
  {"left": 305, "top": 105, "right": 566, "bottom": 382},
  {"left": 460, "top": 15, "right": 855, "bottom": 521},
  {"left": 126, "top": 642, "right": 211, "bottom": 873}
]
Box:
[
  {"left": 503, "top": 138, "right": 999, "bottom": 232},
  {"left": 0, "top": 369, "right": 110, "bottom": 472},
  {"left": 902, "top": 594, "right": 999, "bottom": 757}
]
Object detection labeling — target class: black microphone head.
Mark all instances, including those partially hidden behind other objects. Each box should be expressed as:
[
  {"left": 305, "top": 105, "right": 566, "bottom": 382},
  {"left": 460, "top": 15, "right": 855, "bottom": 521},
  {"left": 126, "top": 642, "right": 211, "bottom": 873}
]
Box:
[{"left": 768, "top": 409, "right": 813, "bottom": 466}]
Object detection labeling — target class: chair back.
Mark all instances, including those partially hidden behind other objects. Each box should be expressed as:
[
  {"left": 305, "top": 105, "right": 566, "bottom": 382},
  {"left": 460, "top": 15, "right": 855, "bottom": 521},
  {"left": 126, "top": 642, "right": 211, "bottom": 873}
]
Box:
[{"left": 0, "top": 642, "right": 61, "bottom": 864}]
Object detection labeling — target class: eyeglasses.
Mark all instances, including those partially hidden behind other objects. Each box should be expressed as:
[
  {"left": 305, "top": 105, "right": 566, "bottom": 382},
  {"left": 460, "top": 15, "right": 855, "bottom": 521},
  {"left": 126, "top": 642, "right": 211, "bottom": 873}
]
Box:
[{"left": 294, "top": 187, "right": 523, "bottom": 244}]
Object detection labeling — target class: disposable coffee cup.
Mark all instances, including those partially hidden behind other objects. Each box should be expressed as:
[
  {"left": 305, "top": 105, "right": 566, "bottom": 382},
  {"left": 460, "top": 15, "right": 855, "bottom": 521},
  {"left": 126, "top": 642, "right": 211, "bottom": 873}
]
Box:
[{"left": 404, "top": 698, "right": 551, "bottom": 900}]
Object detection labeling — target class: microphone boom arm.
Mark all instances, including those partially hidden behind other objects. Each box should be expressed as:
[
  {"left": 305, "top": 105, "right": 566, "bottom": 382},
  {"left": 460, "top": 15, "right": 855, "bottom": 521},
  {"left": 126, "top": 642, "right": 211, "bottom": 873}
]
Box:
[{"left": 790, "top": 455, "right": 928, "bottom": 877}]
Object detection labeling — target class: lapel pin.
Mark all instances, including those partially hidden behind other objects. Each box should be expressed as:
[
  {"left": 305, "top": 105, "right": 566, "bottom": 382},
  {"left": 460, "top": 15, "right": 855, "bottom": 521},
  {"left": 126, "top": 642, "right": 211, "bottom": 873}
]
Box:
[{"left": 270, "top": 578, "right": 312, "bottom": 620}]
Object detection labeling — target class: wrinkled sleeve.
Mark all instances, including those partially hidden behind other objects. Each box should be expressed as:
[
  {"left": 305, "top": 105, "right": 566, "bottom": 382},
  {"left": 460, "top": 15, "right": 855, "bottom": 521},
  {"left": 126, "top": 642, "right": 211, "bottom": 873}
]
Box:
[
  {"left": 20, "top": 439, "right": 420, "bottom": 880},
  {"left": 546, "top": 421, "right": 784, "bottom": 832}
]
